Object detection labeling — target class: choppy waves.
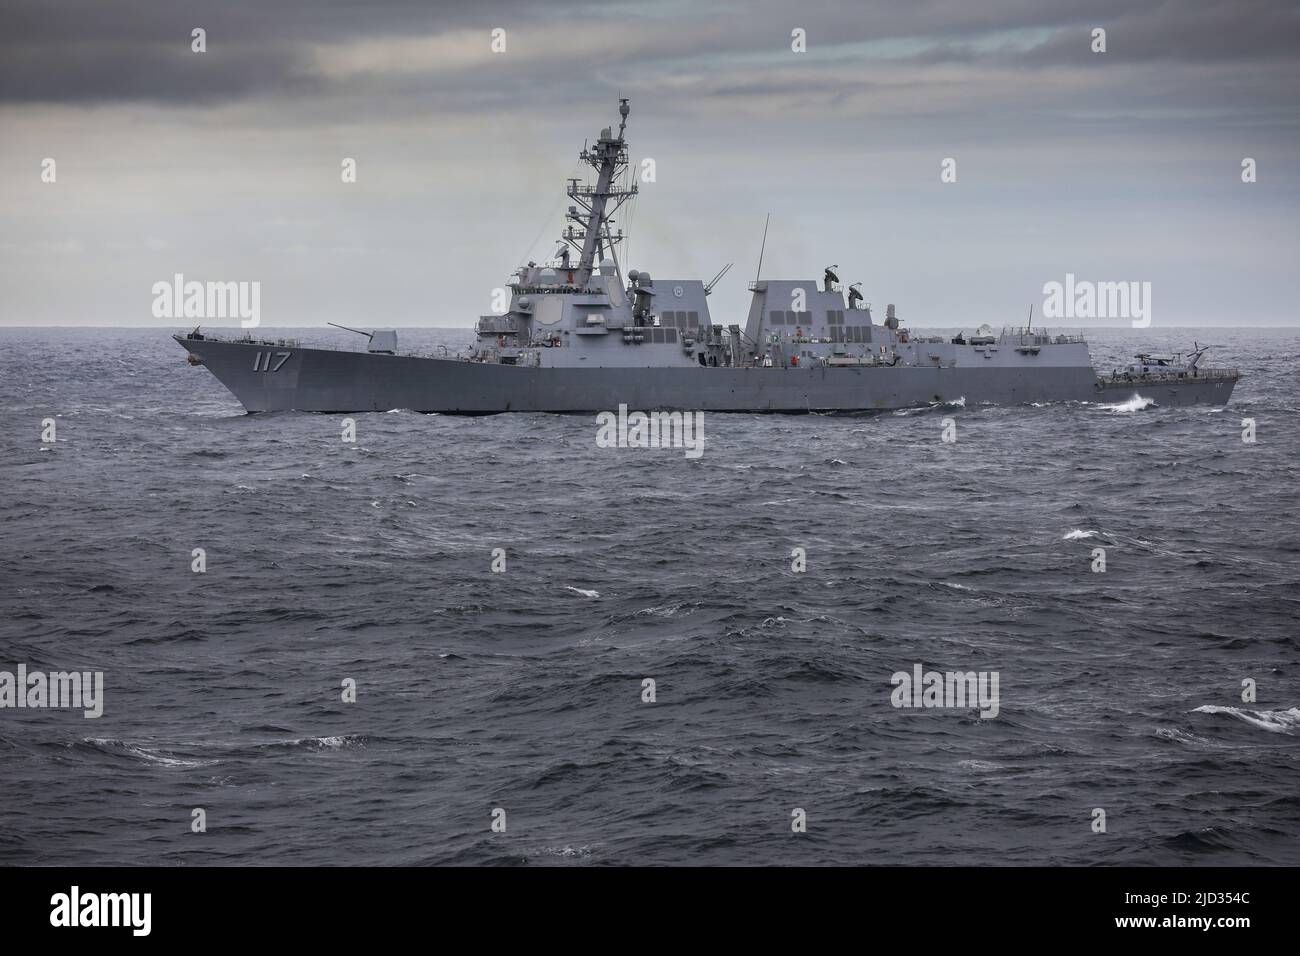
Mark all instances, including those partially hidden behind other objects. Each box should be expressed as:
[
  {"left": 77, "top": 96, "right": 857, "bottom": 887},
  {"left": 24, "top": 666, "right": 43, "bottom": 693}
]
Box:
[
  {"left": 2, "top": 326, "right": 1298, "bottom": 866},
  {"left": 1193, "top": 706, "right": 1300, "bottom": 735}
]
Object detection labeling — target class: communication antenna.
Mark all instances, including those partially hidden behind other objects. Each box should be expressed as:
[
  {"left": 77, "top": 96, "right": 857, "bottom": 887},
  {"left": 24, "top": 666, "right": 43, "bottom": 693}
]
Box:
[
  {"left": 754, "top": 214, "right": 771, "bottom": 283},
  {"left": 1027, "top": 303, "right": 1033, "bottom": 332},
  {"left": 704, "top": 262, "right": 734, "bottom": 295}
]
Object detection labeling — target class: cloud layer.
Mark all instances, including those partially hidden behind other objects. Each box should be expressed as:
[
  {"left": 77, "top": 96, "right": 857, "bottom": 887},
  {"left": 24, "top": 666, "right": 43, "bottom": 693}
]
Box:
[{"left": 2, "top": 0, "right": 1297, "bottom": 327}]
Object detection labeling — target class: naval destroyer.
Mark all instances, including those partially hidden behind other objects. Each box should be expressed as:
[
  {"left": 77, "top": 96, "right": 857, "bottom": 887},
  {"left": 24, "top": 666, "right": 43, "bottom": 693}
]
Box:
[{"left": 177, "top": 100, "right": 1238, "bottom": 413}]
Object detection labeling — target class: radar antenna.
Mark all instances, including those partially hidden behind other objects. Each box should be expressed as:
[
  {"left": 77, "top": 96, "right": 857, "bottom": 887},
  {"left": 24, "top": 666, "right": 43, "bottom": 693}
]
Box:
[{"left": 563, "top": 99, "right": 639, "bottom": 288}]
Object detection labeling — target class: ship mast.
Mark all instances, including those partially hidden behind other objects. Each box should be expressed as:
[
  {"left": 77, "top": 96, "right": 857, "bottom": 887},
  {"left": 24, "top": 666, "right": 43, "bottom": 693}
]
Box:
[{"left": 564, "top": 99, "right": 638, "bottom": 288}]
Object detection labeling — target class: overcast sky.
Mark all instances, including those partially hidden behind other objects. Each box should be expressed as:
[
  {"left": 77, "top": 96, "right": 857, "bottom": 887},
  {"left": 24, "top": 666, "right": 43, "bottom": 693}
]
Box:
[{"left": 1, "top": 0, "right": 1297, "bottom": 329}]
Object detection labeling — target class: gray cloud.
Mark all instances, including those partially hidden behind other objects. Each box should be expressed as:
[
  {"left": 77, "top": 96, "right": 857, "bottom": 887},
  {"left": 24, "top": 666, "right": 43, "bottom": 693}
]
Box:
[
  {"left": 2, "top": 0, "right": 1297, "bottom": 106},
  {"left": 1, "top": 0, "right": 1297, "bottom": 329}
]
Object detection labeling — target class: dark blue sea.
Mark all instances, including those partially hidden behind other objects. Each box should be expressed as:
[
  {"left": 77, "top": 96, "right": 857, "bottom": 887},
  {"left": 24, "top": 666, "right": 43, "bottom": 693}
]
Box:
[{"left": 2, "top": 326, "right": 1297, "bottom": 865}]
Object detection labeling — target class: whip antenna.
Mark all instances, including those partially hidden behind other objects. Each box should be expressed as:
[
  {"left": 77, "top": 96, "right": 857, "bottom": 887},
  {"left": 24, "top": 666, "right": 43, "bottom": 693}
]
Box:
[{"left": 754, "top": 214, "right": 771, "bottom": 283}]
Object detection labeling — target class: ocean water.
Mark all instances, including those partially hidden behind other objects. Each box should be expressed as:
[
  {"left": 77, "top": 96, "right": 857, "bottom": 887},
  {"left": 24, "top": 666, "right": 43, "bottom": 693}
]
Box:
[{"left": 1, "top": 326, "right": 1297, "bottom": 866}]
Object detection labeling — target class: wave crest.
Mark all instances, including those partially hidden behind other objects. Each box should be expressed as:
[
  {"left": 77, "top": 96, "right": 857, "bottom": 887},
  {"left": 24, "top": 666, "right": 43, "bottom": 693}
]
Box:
[{"left": 1193, "top": 705, "right": 1300, "bottom": 734}]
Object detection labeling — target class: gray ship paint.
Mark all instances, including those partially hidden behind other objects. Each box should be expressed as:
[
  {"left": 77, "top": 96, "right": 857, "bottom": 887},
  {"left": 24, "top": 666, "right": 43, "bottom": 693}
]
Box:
[{"left": 177, "top": 101, "right": 1238, "bottom": 414}]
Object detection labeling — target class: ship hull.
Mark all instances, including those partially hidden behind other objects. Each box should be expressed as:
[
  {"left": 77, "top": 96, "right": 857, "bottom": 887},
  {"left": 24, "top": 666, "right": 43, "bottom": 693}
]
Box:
[{"left": 177, "top": 337, "right": 1237, "bottom": 413}]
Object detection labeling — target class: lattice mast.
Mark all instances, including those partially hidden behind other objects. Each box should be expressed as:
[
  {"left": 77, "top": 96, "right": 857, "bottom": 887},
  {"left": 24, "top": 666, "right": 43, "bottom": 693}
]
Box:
[{"left": 563, "top": 99, "right": 638, "bottom": 288}]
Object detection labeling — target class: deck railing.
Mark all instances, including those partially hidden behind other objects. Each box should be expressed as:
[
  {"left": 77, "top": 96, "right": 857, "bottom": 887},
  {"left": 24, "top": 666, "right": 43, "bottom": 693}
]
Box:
[
  {"left": 999, "top": 327, "right": 1087, "bottom": 345},
  {"left": 1097, "top": 367, "right": 1240, "bottom": 385}
]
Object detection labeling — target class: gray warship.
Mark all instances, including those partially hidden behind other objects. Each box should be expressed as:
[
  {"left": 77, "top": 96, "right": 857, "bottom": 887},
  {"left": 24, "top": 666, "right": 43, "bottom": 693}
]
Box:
[{"left": 177, "top": 100, "right": 1238, "bottom": 413}]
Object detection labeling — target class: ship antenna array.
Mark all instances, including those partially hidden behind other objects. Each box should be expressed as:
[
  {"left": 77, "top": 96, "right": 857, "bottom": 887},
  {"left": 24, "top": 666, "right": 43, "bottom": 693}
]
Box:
[
  {"left": 564, "top": 99, "right": 638, "bottom": 288},
  {"left": 754, "top": 213, "right": 771, "bottom": 283},
  {"left": 704, "top": 262, "right": 734, "bottom": 295}
]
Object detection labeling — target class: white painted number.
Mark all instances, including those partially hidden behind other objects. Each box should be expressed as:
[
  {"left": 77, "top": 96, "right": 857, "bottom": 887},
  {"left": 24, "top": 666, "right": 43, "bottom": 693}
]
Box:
[{"left": 253, "top": 351, "right": 291, "bottom": 371}]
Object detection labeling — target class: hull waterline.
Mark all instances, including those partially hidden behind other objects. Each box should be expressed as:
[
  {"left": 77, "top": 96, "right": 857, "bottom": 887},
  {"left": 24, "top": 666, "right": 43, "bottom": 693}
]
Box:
[{"left": 176, "top": 336, "right": 1237, "bottom": 414}]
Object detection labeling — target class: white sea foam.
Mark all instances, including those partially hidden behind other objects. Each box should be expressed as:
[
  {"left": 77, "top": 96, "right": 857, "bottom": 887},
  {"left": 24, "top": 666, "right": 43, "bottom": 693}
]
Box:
[
  {"left": 1193, "top": 705, "right": 1300, "bottom": 734},
  {"left": 1155, "top": 727, "right": 1215, "bottom": 747},
  {"left": 635, "top": 603, "right": 681, "bottom": 617},
  {"left": 281, "top": 734, "right": 365, "bottom": 750},
  {"left": 1097, "top": 393, "right": 1156, "bottom": 413},
  {"left": 543, "top": 844, "right": 593, "bottom": 859},
  {"left": 565, "top": 586, "right": 600, "bottom": 598},
  {"left": 1063, "top": 529, "right": 1100, "bottom": 541},
  {"left": 84, "top": 738, "right": 215, "bottom": 768}
]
